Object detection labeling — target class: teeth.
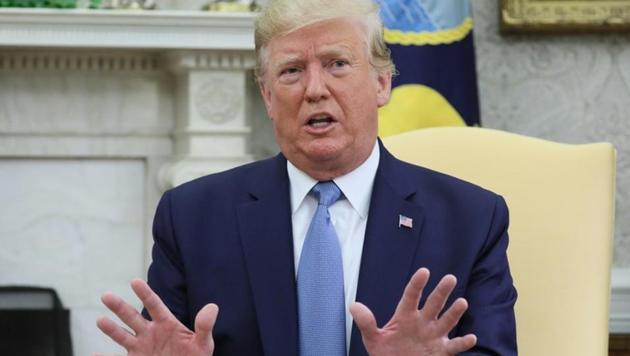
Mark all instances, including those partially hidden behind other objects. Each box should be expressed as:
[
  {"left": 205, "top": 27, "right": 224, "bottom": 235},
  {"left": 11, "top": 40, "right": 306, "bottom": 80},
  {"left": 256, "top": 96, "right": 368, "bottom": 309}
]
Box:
[
  {"left": 307, "top": 114, "right": 333, "bottom": 128},
  {"left": 311, "top": 121, "right": 329, "bottom": 128}
]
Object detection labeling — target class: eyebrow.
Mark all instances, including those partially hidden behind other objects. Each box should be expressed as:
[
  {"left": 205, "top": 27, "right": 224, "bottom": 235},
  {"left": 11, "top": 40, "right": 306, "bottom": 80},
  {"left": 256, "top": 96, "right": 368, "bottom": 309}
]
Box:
[
  {"left": 317, "top": 44, "right": 356, "bottom": 60},
  {"left": 273, "top": 46, "right": 356, "bottom": 66},
  {"left": 273, "top": 55, "right": 303, "bottom": 71}
]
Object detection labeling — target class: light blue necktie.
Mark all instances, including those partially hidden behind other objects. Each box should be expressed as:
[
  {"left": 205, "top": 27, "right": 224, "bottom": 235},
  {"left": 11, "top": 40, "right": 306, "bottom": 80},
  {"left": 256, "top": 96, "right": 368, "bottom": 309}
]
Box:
[{"left": 297, "top": 181, "right": 346, "bottom": 356}]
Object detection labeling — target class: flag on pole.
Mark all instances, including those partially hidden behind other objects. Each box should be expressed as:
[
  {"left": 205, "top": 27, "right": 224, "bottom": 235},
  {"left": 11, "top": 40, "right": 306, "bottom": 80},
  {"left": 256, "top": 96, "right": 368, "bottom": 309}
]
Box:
[{"left": 376, "top": 0, "right": 481, "bottom": 137}]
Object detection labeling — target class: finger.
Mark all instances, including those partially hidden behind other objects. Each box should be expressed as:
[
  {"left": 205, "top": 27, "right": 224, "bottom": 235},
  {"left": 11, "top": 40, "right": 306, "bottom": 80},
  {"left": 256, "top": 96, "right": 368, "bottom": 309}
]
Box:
[
  {"left": 436, "top": 298, "right": 469, "bottom": 335},
  {"left": 393, "top": 268, "right": 430, "bottom": 316},
  {"left": 194, "top": 303, "right": 219, "bottom": 348},
  {"left": 445, "top": 333, "right": 477, "bottom": 354},
  {"left": 100, "top": 291, "right": 147, "bottom": 334},
  {"left": 130, "top": 278, "right": 172, "bottom": 323},
  {"left": 421, "top": 274, "right": 457, "bottom": 321},
  {"left": 350, "top": 302, "right": 379, "bottom": 342},
  {"left": 96, "top": 315, "right": 136, "bottom": 349}
]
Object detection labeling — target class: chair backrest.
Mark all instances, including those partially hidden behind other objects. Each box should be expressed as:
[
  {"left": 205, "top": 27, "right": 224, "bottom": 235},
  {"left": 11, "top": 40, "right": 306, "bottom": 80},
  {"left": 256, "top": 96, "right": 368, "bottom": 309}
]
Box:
[{"left": 383, "top": 127, "right": 616, "bottom": 356}]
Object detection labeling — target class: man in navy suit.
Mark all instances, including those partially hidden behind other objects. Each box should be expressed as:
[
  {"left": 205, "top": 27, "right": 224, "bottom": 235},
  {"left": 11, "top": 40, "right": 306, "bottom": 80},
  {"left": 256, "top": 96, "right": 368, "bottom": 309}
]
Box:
[{"left": 96, "top": 0, "right": 517, "bottom": 355}]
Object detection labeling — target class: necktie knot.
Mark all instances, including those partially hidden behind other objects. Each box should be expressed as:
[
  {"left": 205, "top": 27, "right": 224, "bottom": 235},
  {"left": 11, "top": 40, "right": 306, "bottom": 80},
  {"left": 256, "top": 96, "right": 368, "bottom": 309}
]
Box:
[{"left": 311, "top": 181, "right": 342, "bottom": 208}]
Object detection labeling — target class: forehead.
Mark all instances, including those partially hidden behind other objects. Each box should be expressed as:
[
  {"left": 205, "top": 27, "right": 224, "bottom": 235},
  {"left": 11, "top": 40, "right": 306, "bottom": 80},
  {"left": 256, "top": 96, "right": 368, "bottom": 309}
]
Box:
[{"left": 266, "top": 18, "right": 368, "bottom": 61}]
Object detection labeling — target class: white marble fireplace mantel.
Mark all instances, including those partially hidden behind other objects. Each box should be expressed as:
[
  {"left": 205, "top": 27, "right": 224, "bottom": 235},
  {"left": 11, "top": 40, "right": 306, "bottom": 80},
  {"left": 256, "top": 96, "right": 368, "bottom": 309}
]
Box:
[
  {"left": 0, "top": 9, "right": 265, "bottom": 354},
  {"left": 0, "top": 8, "right": 262, "bottom": 188}
]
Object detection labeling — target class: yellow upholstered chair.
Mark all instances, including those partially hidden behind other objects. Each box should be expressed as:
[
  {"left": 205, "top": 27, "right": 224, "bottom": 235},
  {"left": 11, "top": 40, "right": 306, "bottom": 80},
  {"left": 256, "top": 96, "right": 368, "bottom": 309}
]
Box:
[{"left": 383, "top": 127, "right": 616, "bottom": 356}]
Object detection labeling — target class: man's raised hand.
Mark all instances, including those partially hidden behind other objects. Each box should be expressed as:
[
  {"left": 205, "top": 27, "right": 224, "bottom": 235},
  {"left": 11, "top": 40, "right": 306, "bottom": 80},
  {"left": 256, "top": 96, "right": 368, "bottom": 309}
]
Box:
[
  {"left": 351, "top": 268, "right": 476, "bottom": 356},
  {"left": 95, "top": 279, "right": 218, "bottom": 356}
]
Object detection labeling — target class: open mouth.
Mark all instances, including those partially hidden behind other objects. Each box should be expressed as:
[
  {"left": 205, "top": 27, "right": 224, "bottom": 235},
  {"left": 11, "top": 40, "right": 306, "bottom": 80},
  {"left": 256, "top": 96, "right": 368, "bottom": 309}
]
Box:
[{"left": 307, "top": 114, "right": 335, "bottom": 128}]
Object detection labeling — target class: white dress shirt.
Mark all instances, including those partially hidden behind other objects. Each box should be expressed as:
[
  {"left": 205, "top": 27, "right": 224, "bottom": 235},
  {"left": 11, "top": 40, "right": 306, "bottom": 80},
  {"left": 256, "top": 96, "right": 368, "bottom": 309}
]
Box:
[{"left": 287, "top": 141, "right": 380, "bottom": 353}]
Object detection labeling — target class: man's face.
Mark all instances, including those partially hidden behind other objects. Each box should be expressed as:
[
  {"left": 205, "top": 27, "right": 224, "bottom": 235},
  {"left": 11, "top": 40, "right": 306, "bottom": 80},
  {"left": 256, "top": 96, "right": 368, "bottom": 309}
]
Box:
[{"left": 259, "top": 17, "right": 391, "bottom": 180}]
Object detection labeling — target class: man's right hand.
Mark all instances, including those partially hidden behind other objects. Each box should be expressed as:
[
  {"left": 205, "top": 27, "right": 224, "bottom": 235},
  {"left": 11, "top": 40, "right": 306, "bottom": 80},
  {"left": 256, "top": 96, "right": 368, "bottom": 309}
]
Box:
[{"left": 95, "top": 279, "right": 218, "bottom": 356}]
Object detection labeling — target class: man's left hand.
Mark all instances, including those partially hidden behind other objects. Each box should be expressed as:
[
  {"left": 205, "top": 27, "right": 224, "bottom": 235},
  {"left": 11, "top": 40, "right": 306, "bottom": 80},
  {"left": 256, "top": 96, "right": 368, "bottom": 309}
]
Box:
[{"left": 350, "top": 268, "right": 476, "bottom": 356}]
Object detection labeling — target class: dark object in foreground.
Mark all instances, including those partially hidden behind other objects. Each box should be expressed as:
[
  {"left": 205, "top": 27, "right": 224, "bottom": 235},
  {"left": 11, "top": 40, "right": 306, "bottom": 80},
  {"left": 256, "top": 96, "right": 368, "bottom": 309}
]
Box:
[{"left": 0, "top": 286, "right": 73, "bottom": 356}]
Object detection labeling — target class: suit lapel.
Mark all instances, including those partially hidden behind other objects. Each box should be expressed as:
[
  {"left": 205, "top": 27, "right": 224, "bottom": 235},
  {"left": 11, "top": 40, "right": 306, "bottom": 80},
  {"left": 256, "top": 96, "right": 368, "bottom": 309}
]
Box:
[
  {"left": 350, "top": 144, "right": 426, "bottom": 356},
  {"left": 237, "top": 155, "right": 298, "bottom": 356}
]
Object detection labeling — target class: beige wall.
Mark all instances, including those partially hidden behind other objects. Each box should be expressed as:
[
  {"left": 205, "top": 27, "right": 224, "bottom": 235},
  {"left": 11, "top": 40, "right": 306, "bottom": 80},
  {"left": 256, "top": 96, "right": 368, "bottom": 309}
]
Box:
[{"left": 473, "top": 1, "right": 630, "bottom": 267}]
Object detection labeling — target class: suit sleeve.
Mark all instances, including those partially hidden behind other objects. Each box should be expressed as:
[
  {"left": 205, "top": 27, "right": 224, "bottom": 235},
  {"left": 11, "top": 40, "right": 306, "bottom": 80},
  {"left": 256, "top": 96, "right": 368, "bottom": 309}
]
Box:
[
  {"left": 458, "top": 195, "right": 518, "bottom": 355},
  {"left": 142, "top": 190, "right": 192, "bottom": 328}
]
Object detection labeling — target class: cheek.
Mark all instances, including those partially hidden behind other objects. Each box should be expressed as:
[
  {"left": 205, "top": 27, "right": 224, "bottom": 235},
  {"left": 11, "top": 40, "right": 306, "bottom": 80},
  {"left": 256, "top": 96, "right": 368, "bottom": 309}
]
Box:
[
  {"left": 345, "top": 86, "right": 378, "bottom": 117},
  {"left": 270, "top": 88, "right": 303, "bottom": 117},
  {"left": 348, "top": 74, "right": 379, "bottom": 101},
  {"left": 270, "top": 104, "right": 300, "bottom": 138},
  {"left": 338, "top": 85, "right": 379, "bottom": 135}
]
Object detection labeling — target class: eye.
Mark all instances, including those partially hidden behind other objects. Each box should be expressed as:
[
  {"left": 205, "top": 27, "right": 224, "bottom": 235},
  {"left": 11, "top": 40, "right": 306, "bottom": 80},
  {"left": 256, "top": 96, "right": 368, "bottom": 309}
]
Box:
[
  {"left": 330, "top": 59, "right": 348, "bottom": 68},
  {"left": 277, "top": 66, "right": 302, "bottom": 83},
  {"left": 280, "top": 67, "right": 301, "bottom": 76},
  {"left": 327, "top": 59, "right": 351, "bottom": 76}
]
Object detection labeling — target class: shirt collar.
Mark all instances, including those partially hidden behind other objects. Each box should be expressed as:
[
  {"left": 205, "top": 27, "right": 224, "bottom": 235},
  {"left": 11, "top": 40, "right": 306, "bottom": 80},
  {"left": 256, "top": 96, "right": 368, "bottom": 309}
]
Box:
[{"left": 287, "top": 140, "right": 380, "bottom": 219}]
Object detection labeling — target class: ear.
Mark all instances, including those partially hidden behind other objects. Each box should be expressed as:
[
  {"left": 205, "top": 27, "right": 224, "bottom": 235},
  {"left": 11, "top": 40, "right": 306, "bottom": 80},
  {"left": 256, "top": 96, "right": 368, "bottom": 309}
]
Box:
[
  {"left": 258, "top": 78, "right": 274, "bottom": 118},
  {"left": 375, "top": 70, "right": 392, "bottom": 108}
]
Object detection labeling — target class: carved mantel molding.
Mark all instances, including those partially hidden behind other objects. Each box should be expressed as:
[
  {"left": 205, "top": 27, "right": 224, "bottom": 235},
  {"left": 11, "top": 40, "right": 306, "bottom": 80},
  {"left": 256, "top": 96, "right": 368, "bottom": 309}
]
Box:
[
  {"left": 164, "top": 50, "right": 256, "bottom": 72},
  {"left": 0, "top": 51, "right": 161, "bottom": 71},
  {"left": 159, "top": 49, "right": 257, "bottom": 189}
]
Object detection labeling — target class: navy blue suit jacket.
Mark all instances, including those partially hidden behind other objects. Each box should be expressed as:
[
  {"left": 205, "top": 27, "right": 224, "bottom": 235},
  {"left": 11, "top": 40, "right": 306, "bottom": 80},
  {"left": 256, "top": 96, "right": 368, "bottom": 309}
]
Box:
[{"left": 146, "top": 143, "right": 517, "bottom": 355}]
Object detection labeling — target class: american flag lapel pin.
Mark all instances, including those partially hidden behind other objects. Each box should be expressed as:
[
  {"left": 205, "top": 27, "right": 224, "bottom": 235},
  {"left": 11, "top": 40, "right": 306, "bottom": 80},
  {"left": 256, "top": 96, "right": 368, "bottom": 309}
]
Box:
[{"left": 398, "top": 214, "right": 413, "bottom": 229}]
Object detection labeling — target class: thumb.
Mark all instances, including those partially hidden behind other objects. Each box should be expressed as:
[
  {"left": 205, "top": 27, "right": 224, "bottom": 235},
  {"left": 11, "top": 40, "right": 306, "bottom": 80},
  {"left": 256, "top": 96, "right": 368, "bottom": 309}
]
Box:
[
  {"left": 194, "top": 303, "right": 219, "bottom": 349},
  {"left": 350, "top": 302, "right": 379, "bottom": 341}
]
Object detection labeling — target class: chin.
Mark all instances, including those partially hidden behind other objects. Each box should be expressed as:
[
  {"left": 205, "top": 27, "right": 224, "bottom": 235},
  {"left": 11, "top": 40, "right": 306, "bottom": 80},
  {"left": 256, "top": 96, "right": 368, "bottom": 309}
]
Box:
[{"left": 302, "top": 141, "right": 346, "bottom": 162}]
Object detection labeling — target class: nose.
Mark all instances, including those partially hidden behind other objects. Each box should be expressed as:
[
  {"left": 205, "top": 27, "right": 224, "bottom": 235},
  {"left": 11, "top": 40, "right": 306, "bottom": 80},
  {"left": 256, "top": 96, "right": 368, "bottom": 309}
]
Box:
[{"left": 304, "top": 65, "right": 330, "bottom": 103}]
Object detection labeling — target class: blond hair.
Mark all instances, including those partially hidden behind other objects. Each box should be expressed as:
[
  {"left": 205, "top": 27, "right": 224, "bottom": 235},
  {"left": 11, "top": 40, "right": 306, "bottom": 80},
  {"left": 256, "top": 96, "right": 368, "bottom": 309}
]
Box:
[{"left": 254, "top": 0, "right": 394, "bottom": 79}]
